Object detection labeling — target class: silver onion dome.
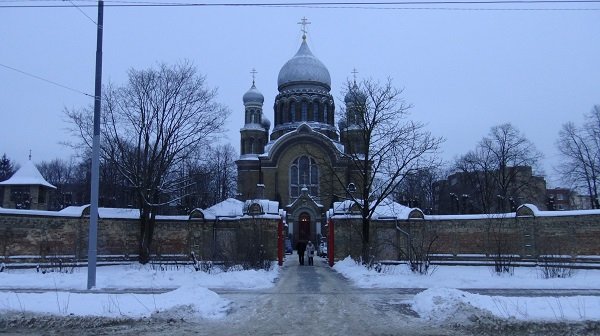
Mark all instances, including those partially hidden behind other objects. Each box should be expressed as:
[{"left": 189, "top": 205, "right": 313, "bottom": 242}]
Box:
[
  {"left": 277, "top": 39, "right": 331, "bottom": 89},
  {"left": 261, "top": 115, "right": 271, "bottom": 130},
  {"left": 344, "top": 83, "right": 367, "bottom": 104},
  {"left": 243, "top": 83, "right": 264, "bottom": 104}
]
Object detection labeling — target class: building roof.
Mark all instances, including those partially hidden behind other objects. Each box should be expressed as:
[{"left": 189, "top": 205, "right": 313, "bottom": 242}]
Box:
[{"left": 0, "top": 160, "right": 56, "bottom": 189}]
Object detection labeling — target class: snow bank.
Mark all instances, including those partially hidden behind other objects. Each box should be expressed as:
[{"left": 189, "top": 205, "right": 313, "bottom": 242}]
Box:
[
  {"left": 0, "top": 264, "right": 279, "bottom": 318},
  {"left": 333, "top": 256, "right": 600, "bottom": 289},
  {"left": 413, "top": 288, "right": 600, "bottom": 322},
  {"left": 0, "top": 285, "right": 229, "bottom": 318},
  {"left": 334, "top": 256, "right": 600, "bottom": 322},
  {"left": 0, "top": 264, "right": 279, "bottom": 290}
]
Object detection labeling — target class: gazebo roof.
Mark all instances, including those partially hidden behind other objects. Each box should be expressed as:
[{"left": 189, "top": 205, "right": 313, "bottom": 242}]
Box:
[{"left": 0, "top": 160, "right": 56, "bottom": 189}]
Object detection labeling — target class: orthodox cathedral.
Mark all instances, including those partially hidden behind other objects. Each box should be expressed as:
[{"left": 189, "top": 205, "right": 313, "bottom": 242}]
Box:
[{"left": 236, "top": 23, "right": 366, "bottom": 244}]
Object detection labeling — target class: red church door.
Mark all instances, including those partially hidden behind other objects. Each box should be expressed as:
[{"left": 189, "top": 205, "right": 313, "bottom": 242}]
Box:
[{"left": 299, "top": 212, "right": 311, "bottom": 241}]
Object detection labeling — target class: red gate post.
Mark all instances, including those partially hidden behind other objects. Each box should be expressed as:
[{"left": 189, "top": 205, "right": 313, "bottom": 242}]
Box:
[
  {"left": 327, "top": 218, "right": 334, "bottom": 267},
  {"left": 278, "top": 217, "right": 284, "bottom": 266}
]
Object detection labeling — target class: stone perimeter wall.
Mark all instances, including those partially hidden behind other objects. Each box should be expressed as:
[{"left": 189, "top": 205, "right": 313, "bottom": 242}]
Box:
[
  {"left": 0, "top": 214, "right": 279, "bottom": 263},
  {"left": 2, "top": 211, "right": 599, "bottom": 264},
  {"left": 332, "top": 215, "right": 600, "bottom": 261}
]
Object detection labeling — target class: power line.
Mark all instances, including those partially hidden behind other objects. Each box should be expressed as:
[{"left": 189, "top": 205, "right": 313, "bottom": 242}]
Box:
[
  {"left": 65, "top": 0, "right": 98, "bottom": 24},
  {"left": 0, "top": 63, "right": 94, "bottom": 98},
  {"left": 5, "top": 0, "right": 600, "bottom": 3},
  {"left": 1, "top": 0, "right": 599, "bottom": 9}
]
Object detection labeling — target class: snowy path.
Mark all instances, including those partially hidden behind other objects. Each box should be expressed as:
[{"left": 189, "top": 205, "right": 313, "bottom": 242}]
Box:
[{"left": 165, "top": 257, "right": 457, "bottom": 336}]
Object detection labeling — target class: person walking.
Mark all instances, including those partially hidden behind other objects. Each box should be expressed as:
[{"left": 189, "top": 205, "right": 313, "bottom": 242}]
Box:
[
  {"left": 296, "top": 240, "right": 306, "bottom": 265},
  {"left": 306, "top": 240, "right": 315, "bottom": 266}
]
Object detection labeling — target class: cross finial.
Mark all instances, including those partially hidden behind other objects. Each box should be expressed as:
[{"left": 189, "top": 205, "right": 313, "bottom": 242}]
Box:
[
  {"left": 28, "top": 149, "right": 32, "bottom": 161},
  {"left": 250, "top": 68, "right": 257, "bottom": 85},
  {"left": 351, "top": 68, "right": 359, "bottom": 84},
  {"left": 297, "top": 16, "right": 311, "bottom": 40},
  {"left": 301, "top": 171, "right": 308, "bottom": 184}
]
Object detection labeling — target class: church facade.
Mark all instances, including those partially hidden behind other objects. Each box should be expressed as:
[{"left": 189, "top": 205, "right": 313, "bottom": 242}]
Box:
[{"left": 236, "top": 32, "right": 365, "bottom": 245}]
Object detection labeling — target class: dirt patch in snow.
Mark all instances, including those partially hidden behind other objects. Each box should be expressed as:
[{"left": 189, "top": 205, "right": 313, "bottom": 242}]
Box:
[{"left": 451, "top": 315, "right": 600, "bottom": 336}]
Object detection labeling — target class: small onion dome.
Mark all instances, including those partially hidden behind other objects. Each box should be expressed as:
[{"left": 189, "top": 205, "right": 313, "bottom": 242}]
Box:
[
  {"left": 278, "top": 39, "right": 331, "bottom": 89},
  {"left": 243, "top": 83, "right": 264, "bottom": 104},
  {"left": 261, "top": 115, "right": 271, "bottom": 130},
  {"left": 344, "top": 83, "right": 367, "bottom": 104},
  {"left": 337, "top": 118, "right": 347, "bottom": 130}
]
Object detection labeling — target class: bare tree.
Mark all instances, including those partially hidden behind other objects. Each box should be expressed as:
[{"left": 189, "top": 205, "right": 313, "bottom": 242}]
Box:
[
  {"left": 454, "top": 147, "right": 499, "bottom": 214},
  {"left": 209, "top": 144, "right": 237, "bottom": 204},
  {"left": 556, "top": 105, "right": 600, "bottom": 209},
  {"left": 392, "top": 166, "right": 444, "bottom": 214},
  {"left": 454, "top": 123, "right": 544, "bottom": 213},
  {"left": 333, "top": 78, "right": 443, "bottom": 262},
  {"left": 66, "top": 62, "right": 229, "bottom": 263},
  {"left": 178, "top": 144, "right": 237, "bottom": 211},
  {"left": 37, "top": 158, "right": 76, "bottom": 210},
  {"left": 483, "top": 123, "right": 544, "bottom": 209}
]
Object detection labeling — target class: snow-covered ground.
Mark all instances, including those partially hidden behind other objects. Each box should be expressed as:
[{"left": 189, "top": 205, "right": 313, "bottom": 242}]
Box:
[
  {"left": 333, "top": 257, "right": 600, "bottom": 322},
  {"left": 0, "top": 264, "right": 278, "bottom": 319},
  {"left": 1, "top": 258, "right": 600, "bottom": 323}
]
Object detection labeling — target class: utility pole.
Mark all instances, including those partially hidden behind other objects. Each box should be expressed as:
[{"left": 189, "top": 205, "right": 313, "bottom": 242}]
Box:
[{"left": 87, "top": 0, "right": 103, "bottom": 290}]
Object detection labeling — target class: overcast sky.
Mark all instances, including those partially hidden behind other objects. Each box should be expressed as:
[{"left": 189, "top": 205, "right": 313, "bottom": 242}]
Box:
[{"left": 1, "top": 1, "right": 599, "bottom": 187}]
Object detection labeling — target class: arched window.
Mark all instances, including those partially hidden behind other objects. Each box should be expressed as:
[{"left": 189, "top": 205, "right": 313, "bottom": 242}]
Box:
[
  {"left": 289, "top": 156, "right": 319, "bottom": 198},
  {"left": 247, "top": 138, "right": 255, "bottom": 154},
  {"left": 323, "top": 104, "right": 328, "bottom": 124},
  {"left": 277, "top": 102, "right": 283, "bottom": 124},
  {"left": 253, "top": 110, "right": 259, "bottom": 123},
  {"left": 295, "top": 101, "right": 302, "bottom": 121},
  {"left": 301, "top": 102, "right": 308, "bottom": 121},
  {"left": 290, "top": 102, "right": 296, "bottom": 122},
  {"left": 257, "top": 139, "right": 263, "bottom": 153},
  {"left": 313, "top": 101, "right": 320, "bottom": 121},
  {"left": 282, "top": 101, "right": 288, "bottom": 123}
]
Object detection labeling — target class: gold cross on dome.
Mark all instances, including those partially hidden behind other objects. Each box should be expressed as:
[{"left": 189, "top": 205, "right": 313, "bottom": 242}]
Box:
[
  {"left": 250, "top": 68, "right": 257, "bottom": 85},
  {"left": 297, "top": 17, "right": 311, "bottom": 39}
]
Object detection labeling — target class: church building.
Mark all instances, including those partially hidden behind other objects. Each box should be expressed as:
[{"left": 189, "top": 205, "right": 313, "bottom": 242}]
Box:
[{"left": 236, "top": 25, "right": 366, "bottom": 245}]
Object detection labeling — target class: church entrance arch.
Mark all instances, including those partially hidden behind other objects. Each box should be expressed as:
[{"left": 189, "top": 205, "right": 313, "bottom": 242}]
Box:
[{"left": 298, "top": 212, "right": 311, "bottom": 241}]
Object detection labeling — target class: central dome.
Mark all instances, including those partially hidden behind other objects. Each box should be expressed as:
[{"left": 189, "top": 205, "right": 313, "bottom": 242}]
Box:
[{"left": 277, "top": 39, "right": 331, "bottom": 90}]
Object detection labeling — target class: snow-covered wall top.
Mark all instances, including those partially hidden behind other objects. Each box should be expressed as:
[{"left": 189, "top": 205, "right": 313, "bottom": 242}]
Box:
[
  {"left": 0, "top": 207, "right": 80, "bottom": 217},
  {"left": 4, "top": 202, "right": 600, "bottom": 221},
  {"left": 515, "top": 203, "right": 600, "bottom": 218},
  {"left": 0, "top": 205, "right": 187, "bottom": 220},
  {"left": 330, "top": 198, "right": 424, "bottom": 220},
  {"left": 243, "top": 199, "right": 280, "bottom": 216},
  {"left": 328, "top": 201, "right": 600, "bottom": 221},
  {"left": 425, "top": 213, "right": 516, "bottom": 221},
  {"left": 190, "top": 198, "right": 245, "bottom": 220}
]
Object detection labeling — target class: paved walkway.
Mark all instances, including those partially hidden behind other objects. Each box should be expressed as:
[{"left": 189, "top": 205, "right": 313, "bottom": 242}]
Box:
[{"left": 176, "top": 255, "right": 456, "bottom": 336}]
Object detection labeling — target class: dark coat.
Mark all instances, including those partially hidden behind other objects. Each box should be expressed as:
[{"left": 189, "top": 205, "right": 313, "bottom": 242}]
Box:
[{"left": 296, "top": 241, "right": 307, "bottom": 254}]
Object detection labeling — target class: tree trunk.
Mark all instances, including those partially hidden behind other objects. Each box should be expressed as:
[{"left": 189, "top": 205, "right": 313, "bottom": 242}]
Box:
[
  {"left": 362, "top": 211, "right": 370, "bottom": 264},
  {"left": 138, "top": 205, "right": 155, "bottom": 264}
]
